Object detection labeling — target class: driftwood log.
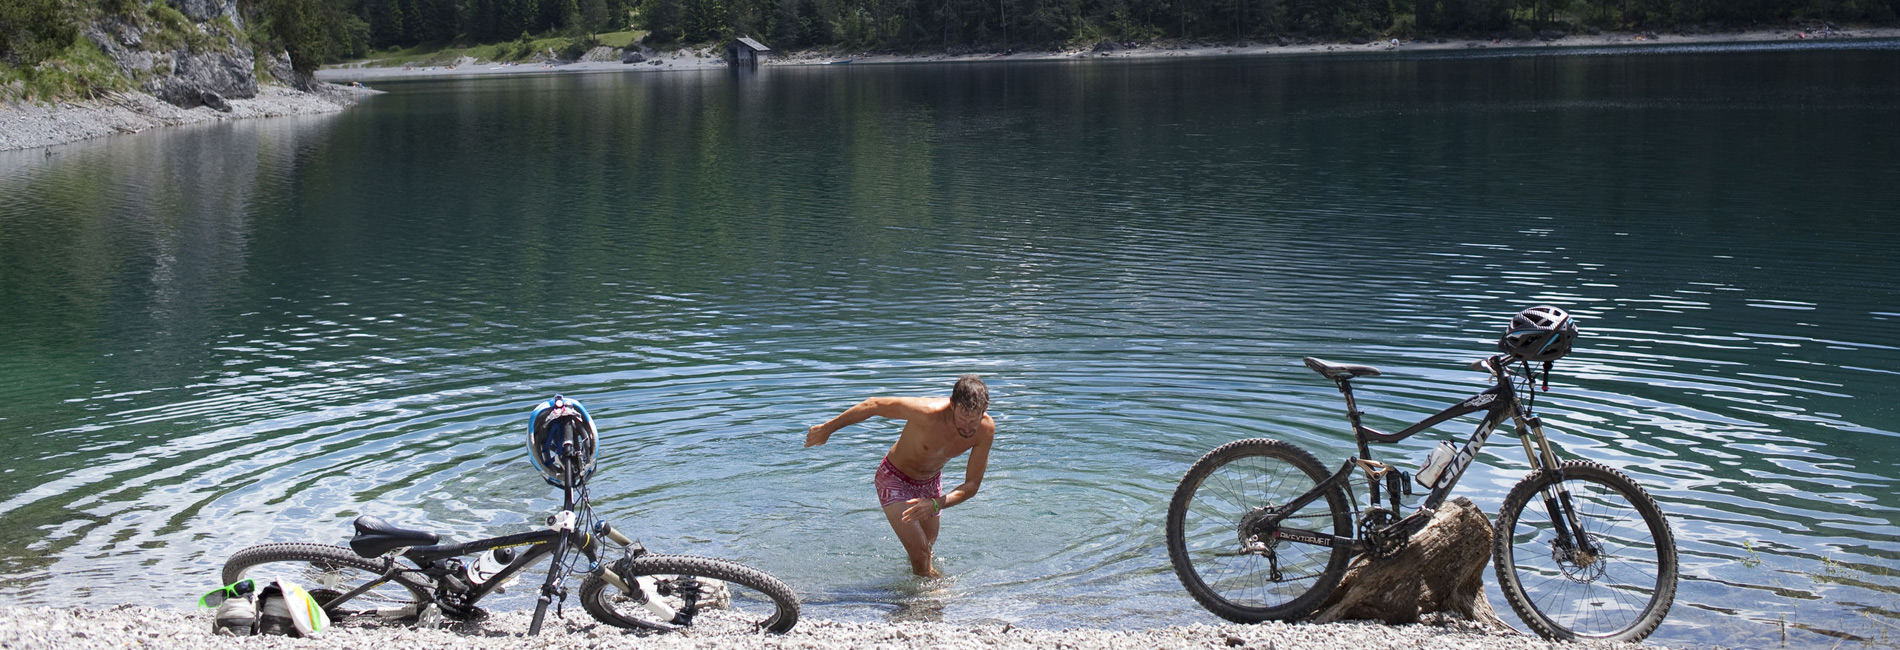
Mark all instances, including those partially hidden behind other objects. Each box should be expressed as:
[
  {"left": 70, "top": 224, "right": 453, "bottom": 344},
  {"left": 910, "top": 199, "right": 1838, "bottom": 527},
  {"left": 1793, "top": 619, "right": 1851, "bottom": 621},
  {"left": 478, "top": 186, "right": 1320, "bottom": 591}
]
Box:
[{"left": 1309, "top": 497, "right": 1514, "bottom": 630}]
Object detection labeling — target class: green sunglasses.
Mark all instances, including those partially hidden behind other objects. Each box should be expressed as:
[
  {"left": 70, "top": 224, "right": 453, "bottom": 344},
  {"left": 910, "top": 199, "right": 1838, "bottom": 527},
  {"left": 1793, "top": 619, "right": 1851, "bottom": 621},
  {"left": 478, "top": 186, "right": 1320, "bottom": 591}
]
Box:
[{"left": 198, "top": 578, "right": 256, "bottom": 608}]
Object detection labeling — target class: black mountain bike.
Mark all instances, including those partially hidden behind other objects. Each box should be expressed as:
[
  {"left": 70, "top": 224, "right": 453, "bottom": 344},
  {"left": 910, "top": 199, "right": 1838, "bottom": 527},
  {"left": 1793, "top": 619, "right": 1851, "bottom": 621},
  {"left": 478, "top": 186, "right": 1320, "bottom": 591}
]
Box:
[
  {"left": 220, "top": 441, "right": 799, "bottom": 636},
  {"left": 1166, "top": 354, "right": 1677, "bottom": 642}
]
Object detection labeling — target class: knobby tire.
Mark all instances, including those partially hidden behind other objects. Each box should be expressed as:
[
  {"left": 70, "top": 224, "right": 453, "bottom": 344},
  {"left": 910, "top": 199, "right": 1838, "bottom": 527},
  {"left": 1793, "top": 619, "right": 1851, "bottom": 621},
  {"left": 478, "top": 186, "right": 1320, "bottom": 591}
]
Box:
[
  {"left": 1493, "top": 460, "right": 1678, "bottom": 642},
  {"left": 1166, "top": 438, "right": 1353, "bottom": 623},
  {"left": 221, "top": 543, "right": 431, "bottom": 620},
  {"left": 579, "top": 554, "right": 799, "bottom": 634}
]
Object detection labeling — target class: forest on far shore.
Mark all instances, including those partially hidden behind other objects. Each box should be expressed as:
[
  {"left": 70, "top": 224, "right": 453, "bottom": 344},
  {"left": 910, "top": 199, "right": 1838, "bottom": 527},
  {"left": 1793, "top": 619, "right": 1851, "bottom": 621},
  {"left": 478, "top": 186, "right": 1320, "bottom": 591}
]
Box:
[{"left": 4, "top": 0, "right": 1898, "bottom": 79}]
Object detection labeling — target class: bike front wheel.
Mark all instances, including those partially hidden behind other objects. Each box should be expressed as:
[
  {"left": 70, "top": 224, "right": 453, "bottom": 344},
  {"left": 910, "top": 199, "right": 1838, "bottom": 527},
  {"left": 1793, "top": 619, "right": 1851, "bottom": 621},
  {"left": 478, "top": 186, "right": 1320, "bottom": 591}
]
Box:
[
  {"left": 221, "top": 543, "right": 432, "bottom": 622},
  {"left": 579, "top": 554, "right": 799, "bottom": 634},
  {"left": 1165, "top": 438, "right": 1353, "bottom": 623},
  {"left": 1494, "top": 460, "right": 1678, "bottom": 642}
]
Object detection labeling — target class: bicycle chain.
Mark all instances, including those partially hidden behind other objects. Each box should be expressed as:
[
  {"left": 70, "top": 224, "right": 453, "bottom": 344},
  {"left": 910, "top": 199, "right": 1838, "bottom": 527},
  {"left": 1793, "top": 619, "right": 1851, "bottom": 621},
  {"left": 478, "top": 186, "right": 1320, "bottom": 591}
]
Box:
[{"left": 1359, "top": 508, "right": 1406, "bottom": 559}]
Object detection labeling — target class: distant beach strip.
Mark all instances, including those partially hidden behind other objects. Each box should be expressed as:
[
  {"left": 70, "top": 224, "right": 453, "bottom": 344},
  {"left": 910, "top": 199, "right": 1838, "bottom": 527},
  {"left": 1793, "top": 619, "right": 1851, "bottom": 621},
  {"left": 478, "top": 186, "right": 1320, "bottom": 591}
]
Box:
[{"left": 312, "top": 28, "right": 1900, "bottom": 83}]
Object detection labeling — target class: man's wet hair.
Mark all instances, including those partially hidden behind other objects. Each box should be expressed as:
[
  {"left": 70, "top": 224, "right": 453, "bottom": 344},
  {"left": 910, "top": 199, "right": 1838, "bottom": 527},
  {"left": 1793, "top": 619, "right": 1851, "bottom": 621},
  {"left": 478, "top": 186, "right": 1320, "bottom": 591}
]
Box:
[{"left": 950, "top": 374, "right": 989, "bottom": 413}]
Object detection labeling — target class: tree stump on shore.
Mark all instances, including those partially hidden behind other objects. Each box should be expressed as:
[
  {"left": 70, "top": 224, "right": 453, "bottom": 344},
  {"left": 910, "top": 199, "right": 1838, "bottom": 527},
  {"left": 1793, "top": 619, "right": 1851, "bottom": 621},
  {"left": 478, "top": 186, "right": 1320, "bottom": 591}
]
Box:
[{"left": 1308, "top": 497, "right": 1514, "bottom": 630}]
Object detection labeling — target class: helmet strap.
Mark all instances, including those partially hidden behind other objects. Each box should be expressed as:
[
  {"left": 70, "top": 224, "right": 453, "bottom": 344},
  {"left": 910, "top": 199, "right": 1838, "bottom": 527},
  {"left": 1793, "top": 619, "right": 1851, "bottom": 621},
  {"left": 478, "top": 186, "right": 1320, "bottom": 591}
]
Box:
[{"left": 1541, "top": 360, "right": 1554, "bottom": 392}]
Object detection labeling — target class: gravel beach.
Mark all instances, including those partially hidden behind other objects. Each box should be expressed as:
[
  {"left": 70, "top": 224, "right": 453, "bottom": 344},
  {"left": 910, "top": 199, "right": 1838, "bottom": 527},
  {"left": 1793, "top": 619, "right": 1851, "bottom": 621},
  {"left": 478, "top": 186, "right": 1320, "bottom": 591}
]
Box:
[
  {"left": 0, "top": 83, "right": 377, "bottom": 152},
  {"left": 0, "top": 606, "right": 1662, "bottom": 650}
]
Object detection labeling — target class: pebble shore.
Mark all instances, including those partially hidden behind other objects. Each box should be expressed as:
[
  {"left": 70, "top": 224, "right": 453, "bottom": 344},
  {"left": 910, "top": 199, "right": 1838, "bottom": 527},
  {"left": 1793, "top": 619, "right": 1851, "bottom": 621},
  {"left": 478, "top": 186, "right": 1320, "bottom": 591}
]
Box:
[
  {"left": 0, "top": 83, "right": 377, "bottom": 152},
  {"left": 0, "top": 605, "right": 1661, "bottom": 650}
]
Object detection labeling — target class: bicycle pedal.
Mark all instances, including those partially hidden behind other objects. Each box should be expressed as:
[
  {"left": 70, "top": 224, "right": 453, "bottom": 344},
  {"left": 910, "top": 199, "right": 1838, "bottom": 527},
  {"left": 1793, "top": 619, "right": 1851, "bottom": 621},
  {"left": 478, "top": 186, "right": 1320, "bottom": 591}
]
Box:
[
  {"left": 415, "top": 603, "right": 443, "bottom": 630},
  {"left": 698, "top": 578, "right": 731, "bottom": 610}
]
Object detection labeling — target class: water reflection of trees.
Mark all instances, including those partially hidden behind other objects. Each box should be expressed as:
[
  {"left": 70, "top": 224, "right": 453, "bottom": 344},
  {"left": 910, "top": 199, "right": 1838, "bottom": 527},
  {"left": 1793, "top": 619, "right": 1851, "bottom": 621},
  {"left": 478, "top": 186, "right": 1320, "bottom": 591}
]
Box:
[{"left": 0, "top": 118, "right": 346, "bottom": 391}]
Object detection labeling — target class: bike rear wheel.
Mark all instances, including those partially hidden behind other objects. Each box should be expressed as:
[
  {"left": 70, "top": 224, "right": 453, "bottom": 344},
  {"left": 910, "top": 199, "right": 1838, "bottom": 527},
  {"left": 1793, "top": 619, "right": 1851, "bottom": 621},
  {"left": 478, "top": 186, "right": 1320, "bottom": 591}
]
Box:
[
  {"left": 221, "top": 543, "right": 431, "bottom": 622},
  {"left": 579, "top": 554, "right": 799, "bottom": 634},
  {"left": 1494, "top": 460, "right": 1677, "bottom": 642},
  {"left": 1166, "top": 438, "right": 1353, "bottom": 623}
]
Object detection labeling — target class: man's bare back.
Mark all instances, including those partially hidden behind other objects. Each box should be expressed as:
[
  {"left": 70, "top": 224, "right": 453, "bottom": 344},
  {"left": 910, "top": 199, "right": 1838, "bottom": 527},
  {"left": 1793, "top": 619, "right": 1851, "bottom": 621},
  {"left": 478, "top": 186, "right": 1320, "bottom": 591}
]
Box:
[{"left": 805, "top": 376, "right": 993, "bottom": 577}]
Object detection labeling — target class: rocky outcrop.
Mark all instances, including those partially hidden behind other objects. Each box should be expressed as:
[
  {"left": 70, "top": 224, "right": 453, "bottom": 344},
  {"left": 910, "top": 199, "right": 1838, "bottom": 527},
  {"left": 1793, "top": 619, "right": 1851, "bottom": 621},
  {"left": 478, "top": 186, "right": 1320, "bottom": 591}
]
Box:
[
  {"left": 0, "top": 1, "right": 372, "bottom": 151},
  {"left": 153, "top": 50, "right": 257, "bottom": 107},
  {"left": 580, "top": 46, "right": 622, "bottom": 63},
  {"left": 173, "top": 0, "right": 242, "bottom": 21},
  {"left": 266, "top": 51, "right": 315, "bottom": 91},
  {"left": 81, "top": 1, "right": 267, "bottom": 109}
]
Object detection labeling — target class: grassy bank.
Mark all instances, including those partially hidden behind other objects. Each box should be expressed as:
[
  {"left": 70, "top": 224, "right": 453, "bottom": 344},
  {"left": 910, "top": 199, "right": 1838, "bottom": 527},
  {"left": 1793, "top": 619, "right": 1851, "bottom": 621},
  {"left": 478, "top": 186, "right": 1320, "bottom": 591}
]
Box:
[
  {"left": 0, "top": 38, "right": 132, "bottom": 103},
  {"left": 334, "top": 30, "right": 646, "bottom": 68}
]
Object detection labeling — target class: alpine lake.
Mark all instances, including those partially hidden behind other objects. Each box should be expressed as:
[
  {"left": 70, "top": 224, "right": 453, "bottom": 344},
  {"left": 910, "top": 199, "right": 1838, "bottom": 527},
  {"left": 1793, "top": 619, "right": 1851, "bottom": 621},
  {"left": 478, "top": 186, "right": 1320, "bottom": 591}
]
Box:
[{"left": 2, "top": 39, "right": 1897, "bottom": 649}]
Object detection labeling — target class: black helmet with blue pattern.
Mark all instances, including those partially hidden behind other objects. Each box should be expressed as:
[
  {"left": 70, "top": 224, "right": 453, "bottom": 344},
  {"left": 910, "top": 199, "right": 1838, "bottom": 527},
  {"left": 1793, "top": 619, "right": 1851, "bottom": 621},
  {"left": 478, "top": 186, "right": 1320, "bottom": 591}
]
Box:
[
  {"left": 1499, "top": 305, "right": 1578, "bottom": 362},
  {"left": 527, "top": 395, "right": 598, "bottom": 488}
]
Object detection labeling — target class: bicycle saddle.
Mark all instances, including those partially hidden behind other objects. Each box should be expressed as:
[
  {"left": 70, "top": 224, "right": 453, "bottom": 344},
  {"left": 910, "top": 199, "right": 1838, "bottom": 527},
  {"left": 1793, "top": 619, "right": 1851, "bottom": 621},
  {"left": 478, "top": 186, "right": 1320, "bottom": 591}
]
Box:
[
  {"left": 349, "top": 515, "right": 440, "bottom": 558},
  {"left": 1303, "top": 357, "right": 1382, "bottom": 380}
]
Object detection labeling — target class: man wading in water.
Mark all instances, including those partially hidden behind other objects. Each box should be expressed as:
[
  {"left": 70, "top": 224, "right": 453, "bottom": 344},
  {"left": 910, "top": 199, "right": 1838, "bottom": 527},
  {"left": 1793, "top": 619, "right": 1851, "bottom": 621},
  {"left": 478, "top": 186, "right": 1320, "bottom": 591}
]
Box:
[{"left": 806, "top": 375, "right": 994, "bottom": 578}]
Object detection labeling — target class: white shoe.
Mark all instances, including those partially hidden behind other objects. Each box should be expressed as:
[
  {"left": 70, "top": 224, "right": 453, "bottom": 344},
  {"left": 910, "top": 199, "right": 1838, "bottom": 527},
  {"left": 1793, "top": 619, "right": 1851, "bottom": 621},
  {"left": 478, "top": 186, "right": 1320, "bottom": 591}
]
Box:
[{"left": 212, "top": 597, "right": 256, "bottom": 636}]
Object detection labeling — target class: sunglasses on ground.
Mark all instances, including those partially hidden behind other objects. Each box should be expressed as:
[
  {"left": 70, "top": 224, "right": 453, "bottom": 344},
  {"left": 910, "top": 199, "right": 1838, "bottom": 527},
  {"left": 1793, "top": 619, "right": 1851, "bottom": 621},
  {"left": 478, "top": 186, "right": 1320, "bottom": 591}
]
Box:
[{"left": 198, "top": 578, "right": 256, "bottom": 608}]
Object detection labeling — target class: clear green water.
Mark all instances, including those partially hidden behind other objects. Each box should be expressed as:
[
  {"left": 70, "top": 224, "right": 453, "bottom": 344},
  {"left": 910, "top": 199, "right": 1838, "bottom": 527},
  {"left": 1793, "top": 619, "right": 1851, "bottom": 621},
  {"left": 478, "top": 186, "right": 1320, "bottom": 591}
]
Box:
[{"left": 2, "top": 41, "right": 1897, "bottom": 648}]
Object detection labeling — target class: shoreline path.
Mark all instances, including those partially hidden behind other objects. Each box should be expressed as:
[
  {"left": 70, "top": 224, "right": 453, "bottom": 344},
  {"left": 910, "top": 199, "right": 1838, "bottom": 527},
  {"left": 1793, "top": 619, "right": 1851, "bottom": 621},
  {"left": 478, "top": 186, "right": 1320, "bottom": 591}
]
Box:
[{"left": 0, "top": 606, "right": 1660, "bottom": 649}]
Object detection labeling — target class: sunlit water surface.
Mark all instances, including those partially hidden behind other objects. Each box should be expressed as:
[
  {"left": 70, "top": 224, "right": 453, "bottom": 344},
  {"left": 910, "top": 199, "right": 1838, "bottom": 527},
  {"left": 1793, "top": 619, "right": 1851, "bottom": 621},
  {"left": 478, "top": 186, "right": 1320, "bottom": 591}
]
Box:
[{"left": 2, "top": 40, "right": 1897, "bottom": 649}]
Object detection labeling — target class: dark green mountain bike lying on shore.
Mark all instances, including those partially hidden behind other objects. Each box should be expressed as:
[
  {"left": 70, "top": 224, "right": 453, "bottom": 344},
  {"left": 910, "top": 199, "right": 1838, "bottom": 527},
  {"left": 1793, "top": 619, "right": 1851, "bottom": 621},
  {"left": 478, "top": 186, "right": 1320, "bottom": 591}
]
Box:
[
  {"left": 220, "top": 396, "right": 799, "bottom": 636},
  {"left": 1166, "top": 307, "right": 1677, "bottom": 642}
]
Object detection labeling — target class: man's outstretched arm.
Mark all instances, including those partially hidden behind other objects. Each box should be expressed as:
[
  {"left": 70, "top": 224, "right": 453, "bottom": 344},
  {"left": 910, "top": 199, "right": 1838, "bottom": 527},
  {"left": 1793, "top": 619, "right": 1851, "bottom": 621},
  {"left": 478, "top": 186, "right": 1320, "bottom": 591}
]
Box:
[{"left": 805, "top": 396, "right": 930, "bottom": 447}]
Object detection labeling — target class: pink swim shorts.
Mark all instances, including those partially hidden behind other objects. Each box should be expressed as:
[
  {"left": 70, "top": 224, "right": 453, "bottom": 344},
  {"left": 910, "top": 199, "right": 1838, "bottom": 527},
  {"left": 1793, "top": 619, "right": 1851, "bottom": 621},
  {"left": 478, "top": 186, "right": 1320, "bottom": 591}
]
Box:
[{"left": 875, "top": 457, "right": 943, "bottom": 514}]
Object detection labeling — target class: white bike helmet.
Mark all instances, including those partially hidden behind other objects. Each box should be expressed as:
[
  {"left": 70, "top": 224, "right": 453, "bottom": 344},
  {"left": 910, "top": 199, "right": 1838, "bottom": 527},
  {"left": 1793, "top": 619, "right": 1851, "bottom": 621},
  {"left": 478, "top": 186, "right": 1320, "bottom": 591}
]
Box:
[
  {"left": 1498, "top": 305, "right": 1579, "bottom": 362},
  {"left": 527, "top": 395, "right": 598, "bottom": 488}
]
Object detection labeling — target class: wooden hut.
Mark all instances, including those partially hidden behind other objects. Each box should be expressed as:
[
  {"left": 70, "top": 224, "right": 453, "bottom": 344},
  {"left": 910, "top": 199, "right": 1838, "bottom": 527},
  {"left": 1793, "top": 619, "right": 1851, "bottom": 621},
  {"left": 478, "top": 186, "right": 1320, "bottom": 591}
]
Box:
[{"left": 727, "top": 37, "right": 771, "bottom": 66}]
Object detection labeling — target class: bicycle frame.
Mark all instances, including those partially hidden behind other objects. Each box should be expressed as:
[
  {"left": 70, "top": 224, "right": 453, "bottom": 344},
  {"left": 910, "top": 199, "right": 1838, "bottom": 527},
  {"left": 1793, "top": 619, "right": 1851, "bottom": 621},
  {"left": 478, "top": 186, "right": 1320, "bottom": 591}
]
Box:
[
  {"left": 319, "top": 446, "right": 648, "bottom": 635},
  {"left": 1255, "top": 355, "right": 1582, "bottom": 554}
]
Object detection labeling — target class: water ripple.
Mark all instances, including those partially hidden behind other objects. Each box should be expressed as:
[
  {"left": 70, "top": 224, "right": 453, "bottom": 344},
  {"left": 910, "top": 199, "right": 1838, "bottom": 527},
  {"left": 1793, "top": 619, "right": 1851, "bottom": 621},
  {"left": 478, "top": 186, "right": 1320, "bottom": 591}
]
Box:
[{"left": 2, "top": 47, "right": 1899, "bottom": 649}]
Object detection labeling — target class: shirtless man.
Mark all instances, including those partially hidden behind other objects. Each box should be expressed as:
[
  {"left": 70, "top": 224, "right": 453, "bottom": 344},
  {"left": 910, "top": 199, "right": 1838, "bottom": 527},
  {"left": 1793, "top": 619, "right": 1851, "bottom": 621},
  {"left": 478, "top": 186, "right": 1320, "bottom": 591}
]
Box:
[{"left": 805, "top": 375, "right": 993, "bottom": 578}]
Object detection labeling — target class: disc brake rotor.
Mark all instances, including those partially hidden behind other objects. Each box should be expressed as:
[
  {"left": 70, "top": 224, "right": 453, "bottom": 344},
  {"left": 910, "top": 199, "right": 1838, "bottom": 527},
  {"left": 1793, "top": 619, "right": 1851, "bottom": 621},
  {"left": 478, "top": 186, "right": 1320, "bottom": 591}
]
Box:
[{"left": 1552, "top": 534, "right": 1608, "bottom": 583}]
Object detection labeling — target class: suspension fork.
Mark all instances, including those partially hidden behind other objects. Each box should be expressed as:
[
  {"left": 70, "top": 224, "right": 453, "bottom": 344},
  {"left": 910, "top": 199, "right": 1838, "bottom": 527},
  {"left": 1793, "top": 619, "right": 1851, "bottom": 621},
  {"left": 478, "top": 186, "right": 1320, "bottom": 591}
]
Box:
[
  {"left": 527, "top": 533, "right": 569, "bottom": 636},
  {"left": 1516, "top": 414, "right": 1599, "bottom": 559},
  {"left": 527, "top": 508, "right": 590, "bottom": 635}
]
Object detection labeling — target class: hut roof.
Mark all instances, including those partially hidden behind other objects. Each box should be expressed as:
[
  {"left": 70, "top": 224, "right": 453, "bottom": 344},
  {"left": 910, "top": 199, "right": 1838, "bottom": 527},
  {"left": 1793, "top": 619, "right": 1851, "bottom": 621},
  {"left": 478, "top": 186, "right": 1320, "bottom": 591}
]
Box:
[{"left": 735, "top": 36, "right": 771, "bottom": 52}]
